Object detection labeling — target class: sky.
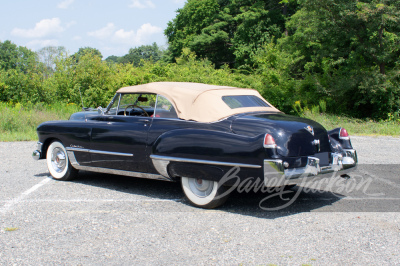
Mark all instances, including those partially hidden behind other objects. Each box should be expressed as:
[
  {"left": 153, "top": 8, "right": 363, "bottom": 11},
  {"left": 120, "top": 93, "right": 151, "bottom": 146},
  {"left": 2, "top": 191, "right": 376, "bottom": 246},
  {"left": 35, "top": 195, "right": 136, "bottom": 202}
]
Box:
[{"left": 0, "top": 0, "right": 186, "bottom": 59}]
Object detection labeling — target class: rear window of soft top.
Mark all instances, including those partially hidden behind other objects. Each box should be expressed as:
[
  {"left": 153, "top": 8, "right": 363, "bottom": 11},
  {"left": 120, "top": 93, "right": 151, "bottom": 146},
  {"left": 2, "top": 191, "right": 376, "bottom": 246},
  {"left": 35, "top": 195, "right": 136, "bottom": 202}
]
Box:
[{"left": 222, "top": 95, "right": 270, "bottom": 109}]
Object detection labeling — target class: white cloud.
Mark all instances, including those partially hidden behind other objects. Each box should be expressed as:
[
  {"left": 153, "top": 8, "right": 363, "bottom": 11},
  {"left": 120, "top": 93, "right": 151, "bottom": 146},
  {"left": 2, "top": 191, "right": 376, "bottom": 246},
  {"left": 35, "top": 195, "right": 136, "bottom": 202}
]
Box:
[
  {"left": 57, "top": 0, "right": 74, "bottom": 9},
  {"left": 114, "top": 29, "right": 135, "bottom": 41},
  {"left": 129, "top": 0, "right": 155, "bottom": 9},
  {"left": 66, "top": 21, "right": 77, "bottom": 28},
  {"left": 136, "top": 23, "right": 162, "bottom": 43},
  {"left": 72, "top": 35, "right": 82, "bottom": 41},
  {"left": 27, "top": 39, "right": 59, "bottom": 49},
  {"left": 11, "top": 18, "right": 64, "bottom": 38},
  {"left": 172, "top": 0, "right": 185, "bottom": 3},
  {"left": 87, "top": 23, "right": 116, "bottom": 39},
  {"left": 88, "top": 23, "right": 162, "bottom": 45}
]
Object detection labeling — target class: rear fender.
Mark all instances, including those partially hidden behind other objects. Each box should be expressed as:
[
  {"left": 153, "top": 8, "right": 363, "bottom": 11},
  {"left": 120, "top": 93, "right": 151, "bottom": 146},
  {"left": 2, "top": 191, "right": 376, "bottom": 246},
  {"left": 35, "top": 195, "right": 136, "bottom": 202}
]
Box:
[
  {"left": 328, "top": 127, "right": 353, "bottom": 150},
  {"left": 150, "top": 129, "right": 265, "bottom": 182}
]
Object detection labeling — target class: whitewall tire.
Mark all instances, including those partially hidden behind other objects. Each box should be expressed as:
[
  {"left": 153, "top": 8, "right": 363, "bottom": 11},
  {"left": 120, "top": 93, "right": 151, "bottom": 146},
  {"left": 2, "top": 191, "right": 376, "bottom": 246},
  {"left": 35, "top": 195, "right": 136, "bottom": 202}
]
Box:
[
  {"left": 46, "top": 141, "right": 78, "bottom": 181},
  {"left": 181, "top": 176, "right": 230, "bottom": 209}
]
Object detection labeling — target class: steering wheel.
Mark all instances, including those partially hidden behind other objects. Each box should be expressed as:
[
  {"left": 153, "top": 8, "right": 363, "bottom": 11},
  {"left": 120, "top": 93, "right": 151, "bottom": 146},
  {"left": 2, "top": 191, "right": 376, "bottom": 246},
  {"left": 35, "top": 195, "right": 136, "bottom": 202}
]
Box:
[{"left": 124, "top": 104, "right": 150, "bottom": 117}]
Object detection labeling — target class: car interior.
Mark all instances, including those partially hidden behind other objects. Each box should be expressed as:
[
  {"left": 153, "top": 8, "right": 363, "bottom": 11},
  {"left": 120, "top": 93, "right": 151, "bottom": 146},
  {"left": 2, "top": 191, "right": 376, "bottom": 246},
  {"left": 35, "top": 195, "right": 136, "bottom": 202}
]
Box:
[{"left": 111, "top": 93, "right": 178, "bottom": 119}]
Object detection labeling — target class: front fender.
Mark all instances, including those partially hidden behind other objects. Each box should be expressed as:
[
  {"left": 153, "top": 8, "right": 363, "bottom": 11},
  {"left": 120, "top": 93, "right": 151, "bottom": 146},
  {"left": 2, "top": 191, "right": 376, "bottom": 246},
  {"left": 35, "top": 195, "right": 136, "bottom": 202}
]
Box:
[{"left": 36, "top": 120, "right": 91, "bottom": 160}]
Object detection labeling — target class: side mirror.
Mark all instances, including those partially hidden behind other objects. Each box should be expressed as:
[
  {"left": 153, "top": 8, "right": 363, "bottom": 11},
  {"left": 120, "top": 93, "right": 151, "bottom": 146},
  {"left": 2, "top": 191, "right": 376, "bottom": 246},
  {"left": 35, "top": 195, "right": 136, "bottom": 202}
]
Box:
[{"left": 97, "top": 106, "right": 104, "bottom": 115}]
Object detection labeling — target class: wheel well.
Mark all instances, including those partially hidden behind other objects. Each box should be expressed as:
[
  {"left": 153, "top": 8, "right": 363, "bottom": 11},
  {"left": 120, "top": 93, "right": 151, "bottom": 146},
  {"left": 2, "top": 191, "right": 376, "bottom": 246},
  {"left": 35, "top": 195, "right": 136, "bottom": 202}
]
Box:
[{"left": 41, "top": 138, "right": 61, "bottom": 159}]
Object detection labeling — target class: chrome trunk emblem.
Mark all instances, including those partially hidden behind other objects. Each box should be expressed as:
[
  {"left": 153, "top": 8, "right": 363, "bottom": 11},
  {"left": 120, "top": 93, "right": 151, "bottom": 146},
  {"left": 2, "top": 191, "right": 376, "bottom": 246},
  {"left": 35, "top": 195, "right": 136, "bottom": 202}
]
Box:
[{"left": 305, "top": 125, "right": 314, "bottom": 136}]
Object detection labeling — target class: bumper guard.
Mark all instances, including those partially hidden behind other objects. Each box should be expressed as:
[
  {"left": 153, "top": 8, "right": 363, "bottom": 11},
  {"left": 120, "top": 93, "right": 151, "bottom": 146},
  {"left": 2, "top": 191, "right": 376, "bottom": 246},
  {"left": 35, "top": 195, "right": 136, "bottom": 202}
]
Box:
[{"left": 32, "top": 142, "right": 43, "bottom": 161}]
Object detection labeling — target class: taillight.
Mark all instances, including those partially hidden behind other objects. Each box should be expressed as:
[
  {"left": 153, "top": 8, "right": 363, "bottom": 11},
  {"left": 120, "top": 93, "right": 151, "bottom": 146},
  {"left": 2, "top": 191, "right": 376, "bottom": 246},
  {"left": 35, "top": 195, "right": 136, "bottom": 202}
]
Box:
[
  {"left": 339, "top": 127, "right": 350, "bottom": 140},
  {"left": 264, "top": 133, "right": 277, "bottom": 148}
]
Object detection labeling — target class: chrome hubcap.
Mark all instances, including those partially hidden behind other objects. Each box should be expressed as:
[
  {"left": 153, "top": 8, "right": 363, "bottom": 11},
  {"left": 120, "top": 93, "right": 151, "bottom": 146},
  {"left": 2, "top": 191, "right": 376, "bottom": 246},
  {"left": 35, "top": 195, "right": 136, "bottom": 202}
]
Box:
[
  {"left": 51, "top": 148, "right": 66, "bottom": 173},
  {"left": 188, "top": 178, "right": 214, "bottom": 198}
]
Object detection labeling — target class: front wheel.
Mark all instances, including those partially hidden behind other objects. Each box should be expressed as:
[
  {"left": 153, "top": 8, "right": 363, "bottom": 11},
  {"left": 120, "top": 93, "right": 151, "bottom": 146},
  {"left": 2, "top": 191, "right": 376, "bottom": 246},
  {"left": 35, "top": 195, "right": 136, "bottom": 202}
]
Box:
[
  {"left": 181, "top": 177, "right": 230, "bottom": 209},
  {"left": 46, "top": 141, "right": 78, "bottom": 181}
]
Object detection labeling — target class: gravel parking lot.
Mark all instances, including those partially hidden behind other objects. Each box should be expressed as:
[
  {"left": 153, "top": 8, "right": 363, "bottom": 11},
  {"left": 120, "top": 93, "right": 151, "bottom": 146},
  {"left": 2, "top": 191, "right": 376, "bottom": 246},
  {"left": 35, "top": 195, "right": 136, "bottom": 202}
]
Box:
[{"left": 0, "top": 136, "right": 399, "bottom": 265}]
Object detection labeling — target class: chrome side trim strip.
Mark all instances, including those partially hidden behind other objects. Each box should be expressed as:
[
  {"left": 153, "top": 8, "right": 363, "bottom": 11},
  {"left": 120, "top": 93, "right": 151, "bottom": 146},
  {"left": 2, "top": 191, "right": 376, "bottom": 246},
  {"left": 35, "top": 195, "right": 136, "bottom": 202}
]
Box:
[
  {"left": 71, "top": 164, "right": 173, "bottom": 182},
  {"left": 66, "top": 147, "right": 133, "bottom": 157},
  {"left": 89, "top": 150, "right": 134, "bottom": 157},
  {"left": 67, "top": 150, "right": 170, "bottom": 181},
  {"left": 66, "top": 147, "right": 90, "bottom": 153},
  {"left": 150, "top": 155, "right": 261, "bottom": 169}
]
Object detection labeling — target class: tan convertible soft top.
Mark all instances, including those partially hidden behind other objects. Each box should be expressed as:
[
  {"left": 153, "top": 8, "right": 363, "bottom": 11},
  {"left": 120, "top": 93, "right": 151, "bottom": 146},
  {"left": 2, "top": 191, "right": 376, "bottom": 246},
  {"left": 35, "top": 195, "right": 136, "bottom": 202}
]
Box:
[{"left": 117, "top": 82, "right": 280, "bottom": 123}]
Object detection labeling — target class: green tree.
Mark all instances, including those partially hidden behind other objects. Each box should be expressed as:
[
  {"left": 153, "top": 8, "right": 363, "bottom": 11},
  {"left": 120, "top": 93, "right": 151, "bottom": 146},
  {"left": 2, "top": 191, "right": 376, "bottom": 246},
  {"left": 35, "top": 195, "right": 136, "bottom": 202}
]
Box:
[
  {"left": 71, "top": 47, "right": 103, "bottom": 62},
  {"left": 0, "top": 41, "right": 46, "bottom": 104},
  {"left": 118, "top": 43, "right": 163, "bottom": 66},
  {"left": 165, "top": 0, "right": 297, "bottom": 69},
  {"left": 37, "top": 46, "right": 67, "bottom": 77},
  {"left": 165, "top": 0, "right": 220, "bottom": 63},
  {"left": 105, "top": 55, "right": 119, "bottom": 64},
  {"left": 0, "top": 40, "right": 38, "bottom": 73},
  {"left": 51, "top": 53, "right": 116, "bottom": 107},
  {"left": 273, "top": 0, "right": 400, "bottom": 118}
]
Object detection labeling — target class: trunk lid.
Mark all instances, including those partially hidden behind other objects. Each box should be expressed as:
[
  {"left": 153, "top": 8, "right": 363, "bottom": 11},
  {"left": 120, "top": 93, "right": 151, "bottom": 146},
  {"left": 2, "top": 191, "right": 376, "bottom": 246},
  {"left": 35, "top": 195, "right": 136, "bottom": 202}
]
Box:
[{"left": 231, "top": 113, "right": 331, "bottom": 157}]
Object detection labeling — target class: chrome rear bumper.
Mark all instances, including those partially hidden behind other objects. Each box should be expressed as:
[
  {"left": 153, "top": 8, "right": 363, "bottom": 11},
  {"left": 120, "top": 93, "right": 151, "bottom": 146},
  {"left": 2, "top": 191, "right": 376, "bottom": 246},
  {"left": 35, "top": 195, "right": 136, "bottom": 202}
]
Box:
[{"left": 264, "top": 149, "right": 357, "bottom": 186}]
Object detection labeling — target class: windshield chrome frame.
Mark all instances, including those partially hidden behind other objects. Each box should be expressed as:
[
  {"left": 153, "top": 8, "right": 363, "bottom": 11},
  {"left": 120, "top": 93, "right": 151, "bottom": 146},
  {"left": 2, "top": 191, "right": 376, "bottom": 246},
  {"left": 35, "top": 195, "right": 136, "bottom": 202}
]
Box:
[{"left": 105, "top": 93, "right": 121, "bottom": 115}]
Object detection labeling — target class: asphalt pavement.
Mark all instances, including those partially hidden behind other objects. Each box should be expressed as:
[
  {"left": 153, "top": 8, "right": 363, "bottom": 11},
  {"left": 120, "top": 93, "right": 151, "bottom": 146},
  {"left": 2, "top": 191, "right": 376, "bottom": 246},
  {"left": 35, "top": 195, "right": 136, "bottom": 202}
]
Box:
[{"left": 0, "top": 136, "right": 399, "bottom": 265}]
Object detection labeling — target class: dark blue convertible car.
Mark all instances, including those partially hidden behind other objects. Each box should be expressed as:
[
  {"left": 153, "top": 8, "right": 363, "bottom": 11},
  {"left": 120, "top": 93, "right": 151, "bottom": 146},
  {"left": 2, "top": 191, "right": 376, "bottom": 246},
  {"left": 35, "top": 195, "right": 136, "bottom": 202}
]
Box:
[{"left": 33, "top": 82, "right": 357, "bottom": 208}]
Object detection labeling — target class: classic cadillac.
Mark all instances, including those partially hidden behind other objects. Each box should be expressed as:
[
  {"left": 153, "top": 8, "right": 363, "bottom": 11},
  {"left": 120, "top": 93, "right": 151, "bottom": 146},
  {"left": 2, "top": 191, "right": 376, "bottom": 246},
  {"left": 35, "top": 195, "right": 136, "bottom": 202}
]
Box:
[{"left": 33, "top": 82, "right": 357, "bottom": 208}]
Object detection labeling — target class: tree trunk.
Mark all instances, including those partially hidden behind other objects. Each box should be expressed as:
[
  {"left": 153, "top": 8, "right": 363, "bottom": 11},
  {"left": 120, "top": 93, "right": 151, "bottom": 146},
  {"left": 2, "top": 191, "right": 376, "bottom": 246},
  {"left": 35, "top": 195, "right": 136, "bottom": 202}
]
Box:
[
  {"left": 283, "top": 4, "right": 288, "bottom": 36},
  {"left": 380, "top": 62, "right": 385, "bottom": 75}
]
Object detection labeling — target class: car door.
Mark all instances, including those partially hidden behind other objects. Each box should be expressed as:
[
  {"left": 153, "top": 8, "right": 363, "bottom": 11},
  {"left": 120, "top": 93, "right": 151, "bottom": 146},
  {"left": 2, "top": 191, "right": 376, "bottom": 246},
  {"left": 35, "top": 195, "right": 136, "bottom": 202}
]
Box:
[{"left": 89, "top": 93, "right": 155, "bottom": 173}]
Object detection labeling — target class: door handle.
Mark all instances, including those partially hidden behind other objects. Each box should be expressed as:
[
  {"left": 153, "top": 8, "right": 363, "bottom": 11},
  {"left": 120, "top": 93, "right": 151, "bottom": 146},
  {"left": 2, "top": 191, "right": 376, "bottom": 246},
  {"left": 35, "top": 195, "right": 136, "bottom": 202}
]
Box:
[
  {"left": 139, "top": 119, "right": 150, "bottom": 126},
  {"left": 106, "top": 116, "right": 114, "bottom": 125}
]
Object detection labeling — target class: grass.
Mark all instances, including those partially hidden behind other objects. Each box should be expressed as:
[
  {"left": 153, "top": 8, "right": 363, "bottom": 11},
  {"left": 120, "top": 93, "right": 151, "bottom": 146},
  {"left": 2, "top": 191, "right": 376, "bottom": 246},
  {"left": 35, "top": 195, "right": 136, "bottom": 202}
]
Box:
[
  {"left": 0, "top": 102, "right": 80, "bottom": 141},
  {"left": 303, "top": 110, "right": 400, "bottom": 136},
  {"left": 0, "top": 102, "right": 398, "bottom": 142}
]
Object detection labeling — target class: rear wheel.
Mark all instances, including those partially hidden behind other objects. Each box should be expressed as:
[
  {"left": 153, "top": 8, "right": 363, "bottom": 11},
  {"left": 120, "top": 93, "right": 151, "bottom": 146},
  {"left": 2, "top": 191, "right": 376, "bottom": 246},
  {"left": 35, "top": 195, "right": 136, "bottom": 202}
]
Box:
[
  {"left": 46, "top": 141, "right": 78, "bottom": 181},
  {"left": 181, "top": 177, "right": 230, "bottom": 209}
]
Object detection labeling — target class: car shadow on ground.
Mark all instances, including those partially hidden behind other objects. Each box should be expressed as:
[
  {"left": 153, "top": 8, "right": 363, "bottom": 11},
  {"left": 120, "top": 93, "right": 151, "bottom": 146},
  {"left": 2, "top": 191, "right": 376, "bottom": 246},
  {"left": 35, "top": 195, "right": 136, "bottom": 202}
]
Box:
[
  {"left": 34, "top": 172, "right": 52, "bottom": 177},
  {"left": 220, "top": 187, "right": 342, "bottom": 218},
  {"left": 49, "top": 170, "right": 344, "bottom": 219}
]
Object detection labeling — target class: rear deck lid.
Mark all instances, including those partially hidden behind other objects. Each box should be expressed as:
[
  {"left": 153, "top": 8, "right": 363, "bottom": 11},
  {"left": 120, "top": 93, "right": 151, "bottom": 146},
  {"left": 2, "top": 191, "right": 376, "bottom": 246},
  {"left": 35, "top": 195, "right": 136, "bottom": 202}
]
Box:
[{"left": 231, "top": 113, "right": 331, "bottom": 157}]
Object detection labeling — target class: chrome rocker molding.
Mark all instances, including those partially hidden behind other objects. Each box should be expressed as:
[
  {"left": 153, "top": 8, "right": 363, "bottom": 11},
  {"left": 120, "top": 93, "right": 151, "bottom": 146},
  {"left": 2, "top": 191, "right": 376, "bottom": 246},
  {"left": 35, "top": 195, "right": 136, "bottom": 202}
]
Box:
[
  {"left": 66, "top": 150, "right": 172, "bottom": 182},
  {"left": 264, "top": 150, "right": 357, "bottom": 186}
]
